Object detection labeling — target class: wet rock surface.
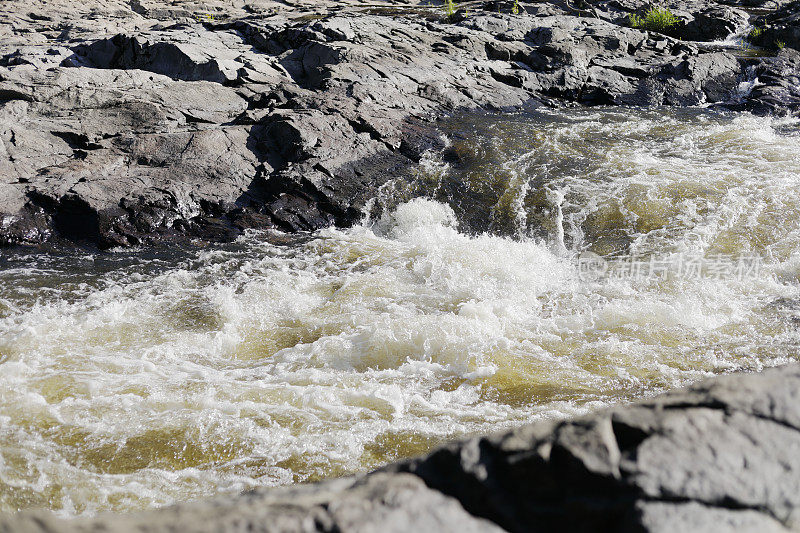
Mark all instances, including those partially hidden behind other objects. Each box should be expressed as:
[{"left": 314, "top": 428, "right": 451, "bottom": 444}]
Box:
[
  {"left": 1, "top": 3, "right": 799, "bottom": 531},
  {"left": 389, "top": 363, "right": 800, "bottom": 532},
  {"left": 3, "top": 364, "right": 800, "bottom": 532},
  {"left": 741, "top": 48, "right": 800, "bottom": 114},
  {"left": 0, "top": 0, "right": 798, "bottom": 248},
  {"left": 752, "top": 0, "right": 800, "bottom": 50}
]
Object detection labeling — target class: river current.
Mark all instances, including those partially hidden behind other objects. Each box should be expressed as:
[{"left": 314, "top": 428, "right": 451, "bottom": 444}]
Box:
[{"left": 1, "top": 107, "right": 799, "bottom": 516}]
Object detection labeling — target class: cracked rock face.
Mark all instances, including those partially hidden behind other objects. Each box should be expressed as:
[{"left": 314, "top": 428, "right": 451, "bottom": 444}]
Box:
[
  {"left": 0, "top": 0, "right": 798, "bottom": 249},
  {"left": 752, "top": 0, "right": 800, "bottom": 52},
  {"left": 384, "top": 364, "right": 800, "bottom": 532},
  {"left": 3, "top": 363, "right": 800, "bottom": 532}
]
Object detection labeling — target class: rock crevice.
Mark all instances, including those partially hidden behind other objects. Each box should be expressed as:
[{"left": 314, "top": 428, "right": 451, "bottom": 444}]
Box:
[{"left": 1, "top": 0, "right": 799, "bottom": 248}]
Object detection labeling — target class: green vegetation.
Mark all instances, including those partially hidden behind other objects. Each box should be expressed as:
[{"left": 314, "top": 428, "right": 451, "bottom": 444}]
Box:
[
  {"left": 746, "top": 26, "right": 789, "bottom": 52},
  {"left": 512, "top": 0, "right": 521, "bottom": 15},
  {"left": 747, "top": 26, "right": 764, "bottom": 42},
  {"left": 629, "top": 7, "right": 680, "bottom": 33},
  {"left": 192, "top": 12, "right": 221, "bottom": 23},
  {"left": 444, "top": 0, "right": 457, "bottom": 17}
]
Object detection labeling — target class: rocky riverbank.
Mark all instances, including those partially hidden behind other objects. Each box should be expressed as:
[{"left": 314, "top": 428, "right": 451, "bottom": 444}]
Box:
[
  {"left": 1, "top": 0, "right": 799, "bottom": 249},
  {"left": 2, "top": 363, "right": 799, "bottom": 532},
  {"left": 2, "top": 2, "right": 800, "bottom": 531}
]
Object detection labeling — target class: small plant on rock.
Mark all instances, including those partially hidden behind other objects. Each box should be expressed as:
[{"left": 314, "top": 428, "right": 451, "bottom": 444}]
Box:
[
  {"left": 444, "top": 0, "right": 457, "bottom": 17},
  {"left": 747, "top": 26, "right": 764, "bottom": 42},
  {"left": 629, "top": 6, "right": 680, "bottom": 33},
  {"left": 512, "top": 0, "right": 521, "bottom": 14}
]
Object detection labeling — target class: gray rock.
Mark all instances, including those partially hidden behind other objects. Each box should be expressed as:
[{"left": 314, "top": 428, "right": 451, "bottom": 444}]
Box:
[
  {"left": 743, "top": 48, "right": 800, "bottom": 115},
  {"left": 4, "top": 363, "right": 800, "bottom": 531},
  {"left": 583, "top": 0, "right": 748, "bottom": 42},
  {"left": 0, "top": 0, "right": 796, "bottom": 248},
  {"left": 0, "top": 473, "right": 505, "bottom": 533},
  {"left": 386, "top": 363, "right": 800, "bottom": 532},
  {"left": 634, "top": 501, "right": 790, "bottom": 533},
  {"left": 680, "top": 6, "right": 750, "bottom": 41},
  {"left": 70, "top": 30, "right": 247, "bottom": 84},
  {"left": 752, "top": 0, "right": 800, "bottom": 51}
]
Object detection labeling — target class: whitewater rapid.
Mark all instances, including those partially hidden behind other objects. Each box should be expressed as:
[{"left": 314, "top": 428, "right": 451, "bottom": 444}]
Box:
[{"left": 0, "top": 107, "right": 799, "bottom": 516}]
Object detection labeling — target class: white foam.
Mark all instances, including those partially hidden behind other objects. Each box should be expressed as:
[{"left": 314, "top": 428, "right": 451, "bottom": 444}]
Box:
[{"left": 0, "top": 109, "right": 799, "bottom": 517}]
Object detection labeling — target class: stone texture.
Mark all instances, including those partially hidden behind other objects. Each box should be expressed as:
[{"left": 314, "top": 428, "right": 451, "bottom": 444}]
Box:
[
  {"left": 0, "top": 473, "right": 505, "bottom": 533},
  {"left": 752, "top": 0, "right": 800, "bottom": 51},
  {"left": 386, "top": 364, "right": 800, "bottom": 532},
  {"left": 634, "top": 502, "right": 790, "bottom": 533},
  {"left": 582, "top": 0, "right": 749, "bottom": 42},
  {"left": 742, "top": 49, "right": 800, "bottom": 115},
  {"left": 0, "top": 0, "right": 797, "bottom": 249}
]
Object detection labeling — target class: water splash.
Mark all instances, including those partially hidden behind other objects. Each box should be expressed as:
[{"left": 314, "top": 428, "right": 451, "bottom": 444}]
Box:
[{"left": 0, "top": 107, "right": 799, "bottom": 516}]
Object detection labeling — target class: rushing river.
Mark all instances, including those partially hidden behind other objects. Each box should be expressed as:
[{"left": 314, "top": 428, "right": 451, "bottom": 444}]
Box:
[{"left": 1, "top": 107, "right": 799, "bottom": 516}]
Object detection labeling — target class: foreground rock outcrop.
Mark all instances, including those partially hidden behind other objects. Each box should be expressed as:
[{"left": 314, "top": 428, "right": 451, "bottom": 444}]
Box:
[
  {"left": 3, "top": 364, "right": 800, "bottom": 532},
  {"left": 1, "top": 0, "right": 799, "bottom": 248}
]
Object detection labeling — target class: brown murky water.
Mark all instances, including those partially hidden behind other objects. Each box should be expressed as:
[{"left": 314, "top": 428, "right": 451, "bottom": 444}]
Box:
[{"left": 1, "top": 107, "right": 799, "bottom": 516}]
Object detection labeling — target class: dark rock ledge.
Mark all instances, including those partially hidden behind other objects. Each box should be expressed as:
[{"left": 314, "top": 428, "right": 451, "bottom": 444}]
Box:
[
  {"left": 2, "top": 2, "right": 800, "bottom": 531},
  {"left": 3, "top": 363, "right": 800, "bottom": 532},
  {"left": 1, "top": 0, "right": 800, "bottom": 249}
]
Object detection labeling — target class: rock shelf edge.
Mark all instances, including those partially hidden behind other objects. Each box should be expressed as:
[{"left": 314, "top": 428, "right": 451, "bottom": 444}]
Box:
[
  {"left": 3, "top": 363, "right": 800, "bottom": 532},
  {"left": 2, "top": 0, "right": 800, "bottom": 248}
]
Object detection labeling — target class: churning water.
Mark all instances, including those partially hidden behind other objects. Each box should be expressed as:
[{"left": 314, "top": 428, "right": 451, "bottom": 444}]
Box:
[{"left": 1, "top": 107, "right": 799, "bottom": 516}]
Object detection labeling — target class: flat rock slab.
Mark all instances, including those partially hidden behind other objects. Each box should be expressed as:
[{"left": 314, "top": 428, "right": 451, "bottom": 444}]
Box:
[
  {"left": 0, "top": 0, "right": 798, "bottom": 248},
  {"left": 3, "top": 364, "right": 800, "bottom": 532},
  {"left": 0, "top": 473, "right": 505, "bottom": 533}
]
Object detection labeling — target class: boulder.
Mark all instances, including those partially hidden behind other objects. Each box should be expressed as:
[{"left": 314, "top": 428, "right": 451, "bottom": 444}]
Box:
[
  {"left": 3, "top": 363, "right": 800, "bottom": 532},
  {"left": 386, "top": 363, "right": 800, "bottom": 532},
  {"left": 743, "top": 48, "right": 800, "bottom": 115},
  {"left": 752, "top": 0, "right": 800, "bottom": 51},
  {"left": 679, "top": 6, "right": 749, "bottom": 41}
]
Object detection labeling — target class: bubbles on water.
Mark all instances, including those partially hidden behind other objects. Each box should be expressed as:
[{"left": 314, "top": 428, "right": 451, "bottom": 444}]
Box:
[
  {"left": 376, "top": 197, "right": 459, "bottom": 236},
  {"left": 410, "top": 108, "right": 800, "bottom": 262},
  {"left": 1, "top": 108, "right": 799, "bottom": 517}
]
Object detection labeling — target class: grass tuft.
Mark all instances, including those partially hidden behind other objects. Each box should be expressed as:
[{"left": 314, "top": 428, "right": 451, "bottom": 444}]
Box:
[
  {"left": 747, "top": 26, "right": 764, "bottom": 42},
  {"left": 629, "top": 7, "right": 680, "bottom": 33}
]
